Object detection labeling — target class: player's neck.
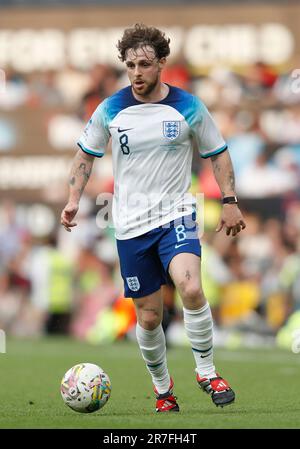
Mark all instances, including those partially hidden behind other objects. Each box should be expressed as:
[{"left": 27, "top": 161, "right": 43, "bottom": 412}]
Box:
[{"left": 132, "top": 82, "right": 169, "bottom": 103}]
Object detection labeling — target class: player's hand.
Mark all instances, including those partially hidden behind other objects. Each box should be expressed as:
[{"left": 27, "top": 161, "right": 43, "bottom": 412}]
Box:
[
  {"left": 216, "top": 204, "right": 246, "bottom": 237},
  {"left": 60, "top": 202, "right": 79, "bottom": 232}
]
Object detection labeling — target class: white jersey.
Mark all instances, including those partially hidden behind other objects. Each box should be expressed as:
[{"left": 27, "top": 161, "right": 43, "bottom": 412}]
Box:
[{"left": 78, "top": 85, "right": 227, "bottom": 240}]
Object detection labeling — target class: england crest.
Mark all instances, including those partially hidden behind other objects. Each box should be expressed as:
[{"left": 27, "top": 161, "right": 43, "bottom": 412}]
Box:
[
  {"left": 126, "top": 276, "right": 140, "bottom": 292},
  {"left": 163, "top": 121, "right": 181, "bottom": 140}
]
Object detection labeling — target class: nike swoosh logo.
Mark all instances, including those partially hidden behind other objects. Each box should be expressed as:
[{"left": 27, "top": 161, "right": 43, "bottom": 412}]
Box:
[
  {"left": 200, "top": 353, "right": 211, "bottom": 358},
  {"left": 175, "top": 243, "right": 189, "bottom": 249},
  {"left": 118, "top": 127, "right": 133, "bottom": 133}
]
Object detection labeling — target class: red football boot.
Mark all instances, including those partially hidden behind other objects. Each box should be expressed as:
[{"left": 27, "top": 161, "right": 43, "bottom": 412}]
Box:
[
  {"left": 154, "top": 378, "right": 179, "bottom": 412},
  {"left": 196, "top": 372, "right": 235, "bottom": 407}
]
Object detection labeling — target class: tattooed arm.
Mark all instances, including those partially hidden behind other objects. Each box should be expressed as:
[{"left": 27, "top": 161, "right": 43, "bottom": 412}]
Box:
[
  {"left": 61, "top": 149, "right": 95, "bottom": 232},
  {"left": 210, "top": 151, "right": 246, "bottom": 236},
  {"left": 211, "top": 150, "right": 236, "bottom": 197}
]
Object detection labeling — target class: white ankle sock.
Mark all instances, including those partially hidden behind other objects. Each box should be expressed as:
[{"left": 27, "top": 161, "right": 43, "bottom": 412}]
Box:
[
  {"left": 183, "top": 302, "right": 216, "bottom": 378},
  {"left": 136, "top": 323, "right": 171, "bottom": 394}
]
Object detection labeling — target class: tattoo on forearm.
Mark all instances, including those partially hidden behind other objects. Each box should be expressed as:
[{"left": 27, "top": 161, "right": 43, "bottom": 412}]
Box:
[
  {"left": 68, "top": 153, "right": 94, "bottom": 201},
  {"left": 70, "top": 161, "right": 91, "bottom": 188},
  {"left": 211, "top": 154, "right": 236, "bottom": 195},
  {"left": 229, "top": 170, "right": 235, "bottom": 191},
  {"left": 77, "top": 163, "right": 91, "bottom": 183},
  {"left": 212, "top": 159, "right": 221, "bottom": 175}
]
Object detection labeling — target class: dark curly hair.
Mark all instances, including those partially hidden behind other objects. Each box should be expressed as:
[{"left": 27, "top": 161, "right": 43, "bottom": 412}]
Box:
[{"left": 117, "top": 23, "right": 171, "bottom": 62}]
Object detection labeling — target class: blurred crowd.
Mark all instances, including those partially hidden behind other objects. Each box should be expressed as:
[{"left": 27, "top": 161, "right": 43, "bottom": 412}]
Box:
[{"left": 1, "top": 57, "right": 300, "bottom": 350}]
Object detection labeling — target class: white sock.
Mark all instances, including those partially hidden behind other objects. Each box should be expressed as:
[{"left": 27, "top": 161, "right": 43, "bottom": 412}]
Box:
[
  {"left": 136, "top": 323, "right": 170, "bottom": 394},
  {"left": 183, "top": 302, "right": 216, "bottom": 378}
]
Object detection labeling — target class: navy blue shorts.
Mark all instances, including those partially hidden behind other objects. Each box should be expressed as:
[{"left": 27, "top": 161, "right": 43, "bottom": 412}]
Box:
[{"left": 116, "top": 213, "right": 201, "bottom": 299}]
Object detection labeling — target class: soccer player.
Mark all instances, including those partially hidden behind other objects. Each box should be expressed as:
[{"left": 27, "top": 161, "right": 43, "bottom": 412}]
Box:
[{"left": 61, "top": 24, "right": 246, "bottom": 412}]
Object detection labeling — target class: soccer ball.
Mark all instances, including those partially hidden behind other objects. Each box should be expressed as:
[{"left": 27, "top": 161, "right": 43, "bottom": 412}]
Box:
[{"left": 60, "top": 363, "right": 111, "bottom": 413}]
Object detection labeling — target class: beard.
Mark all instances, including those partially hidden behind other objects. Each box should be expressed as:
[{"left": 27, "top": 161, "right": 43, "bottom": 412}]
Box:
[{"left": 132, "top": 75, "right": 159, "bottom": 97}]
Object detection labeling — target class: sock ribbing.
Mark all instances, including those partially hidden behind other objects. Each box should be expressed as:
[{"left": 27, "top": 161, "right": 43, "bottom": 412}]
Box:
[
  {"left": 136, "top": 323, "right": 171, "bottom": 394},
  {"left": 183, "top": 302, "right": 216, "bottom": 378}
]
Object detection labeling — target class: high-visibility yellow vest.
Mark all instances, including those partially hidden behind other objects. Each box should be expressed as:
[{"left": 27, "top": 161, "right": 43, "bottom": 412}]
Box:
[{"left": 48, "top": 249, "right": 74, "bottom": 313}]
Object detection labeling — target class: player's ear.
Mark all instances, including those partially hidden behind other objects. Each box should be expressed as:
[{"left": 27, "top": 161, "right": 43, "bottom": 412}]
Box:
[{"left": 158, "top": 57, "right": 167, "bottom": 71}]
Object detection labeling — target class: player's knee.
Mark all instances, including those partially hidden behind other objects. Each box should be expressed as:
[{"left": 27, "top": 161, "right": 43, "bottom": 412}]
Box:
[
  {"left": 179, "top": 282, "right": 205, "bottom": 308},
  {"left": 179, "top": 281, "right": 201, "bottom": 299},
  {"left": 139, "top": 309, "right": 161, "bottom": 330}
]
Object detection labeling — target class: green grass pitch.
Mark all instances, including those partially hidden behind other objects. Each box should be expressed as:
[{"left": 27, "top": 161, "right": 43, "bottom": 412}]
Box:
[{"left": 0, "top": 337, "right": 300, "bottom": 429}]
